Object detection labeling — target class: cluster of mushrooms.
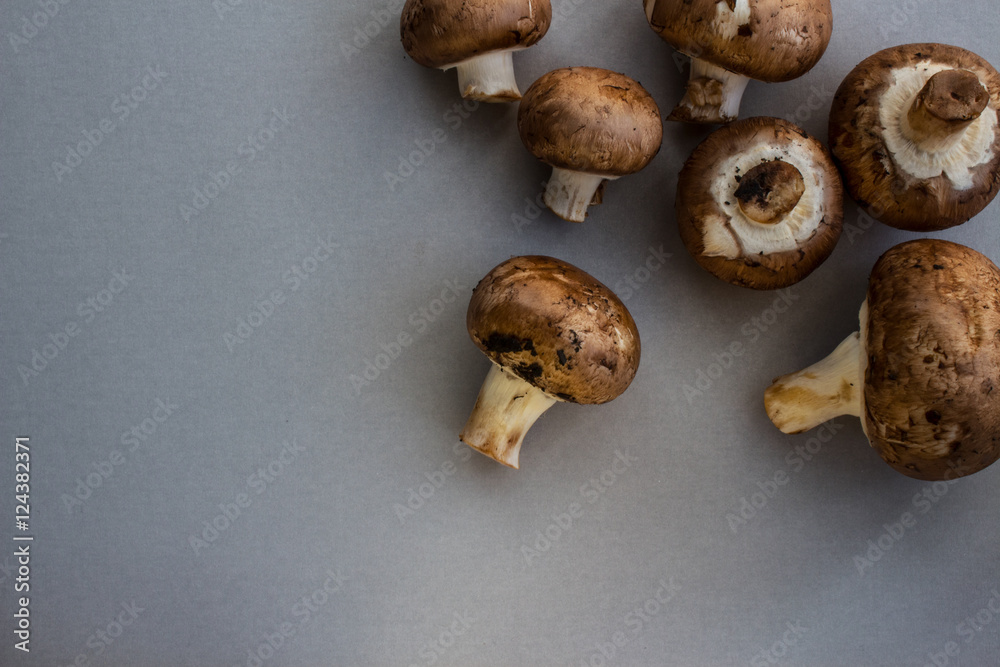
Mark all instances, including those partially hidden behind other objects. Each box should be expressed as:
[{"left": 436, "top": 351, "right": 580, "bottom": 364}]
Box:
[{"left": 400, "top": 0, "right": 1000, "bottom": 481}]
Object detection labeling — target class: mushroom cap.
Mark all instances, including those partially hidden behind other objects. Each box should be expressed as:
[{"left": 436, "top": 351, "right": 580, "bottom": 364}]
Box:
[
  {"left": 467, "top": 256, "right": 641, "bottom": 405},
  {"left": 675, "top": 116, "right": 843, "bottom": 289},
  {"left": 517, "top": 67, "right": 663, "bottom": 176},
  {"left": 400, "top": 0, "right": 551, "bottom": 69},
  {"left": 644, "top": 0, "right": 832, "bottom": 82},
  {"left": 864, "top": 239, "right": 1000, "bottom": 480},
  {"left": 829, "top": 43, "right": 1000, "bottom": 231}
]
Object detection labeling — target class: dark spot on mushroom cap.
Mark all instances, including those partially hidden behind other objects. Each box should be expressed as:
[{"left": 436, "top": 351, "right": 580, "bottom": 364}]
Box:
[
  {"left": 925, "top": 409, "right": 942, "bottom": 425},
  {"left": 557, "top": 349, "right": 567, "bottom": 365},
  {"left": 512, "top": 362, "right": 544, "bottom": 384},
  {"left": 484, "top": 333, "right": 536, "bottom": 355}
]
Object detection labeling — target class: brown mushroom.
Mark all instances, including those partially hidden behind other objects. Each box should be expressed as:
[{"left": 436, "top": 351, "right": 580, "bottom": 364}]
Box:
[
  {"left": 676, "top": 117, "right": 843, "bottom": 289},
  {"left": 461, "top": 256, "right": 641, "bottom": 468},
  {"left": 400, "top": 0, "right": 552, "bottom": 102},
  {"left": 517, "top": 67, "right": 663, "bottom": 222},
  {"left": 829, "top": 43, "right": 1000, "bottom": 231},
  {"left": 764, "top": 239, "right": 1000, "bottom": 481},
  {"left": 644, "top": 0, "right": 833, "bottom": 124}
]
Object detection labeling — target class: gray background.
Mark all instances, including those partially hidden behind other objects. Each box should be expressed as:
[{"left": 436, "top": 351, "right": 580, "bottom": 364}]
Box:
[{"left": 2, "top": 0, "right": 999, "bottom": 665}]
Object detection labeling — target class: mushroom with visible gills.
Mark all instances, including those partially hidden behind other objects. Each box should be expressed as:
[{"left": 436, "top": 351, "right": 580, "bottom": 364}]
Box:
[
  {"left": 829, "top": 43, "right": 1000, "bottom": 231},
  {"left": 400, "top": 0, "right": 552, "bottom": 102},
  {"left": 517, "top": 67, "right": 663, "bottom": 222},
  {"left": 764, "top": 239, "right": 1000, "bottom": 481},
  {"left": 461, "top": 256, "right": 641, "bottom": 468},
  {"left": 644, "top": 0, "right": 833, "bottom": 124},
  {"left": 676, "top": 117, "right": 843, "bottom": 289}
]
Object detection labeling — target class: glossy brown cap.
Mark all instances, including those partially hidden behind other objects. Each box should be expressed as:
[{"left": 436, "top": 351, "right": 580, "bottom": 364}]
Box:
[
  {"left": 401, "top": 0, "right": 551, "bottom": 68},
  {"left": 864, "top": 239, "right": 1000, "bottom": 480},
  {"left": 517, "top": 67, "right": 663, "bottom": 176},
  {"left": 676, "top": 117, "right": 843, "bottom": 289},
  {"left": 467, "top": 256, "right": 640, "bottom": 404},
  {"left": 644, "top": 0, "right": 832, "bottom": 82},
  {"left": 829, "top": 43, "right": 1000, "bottom": 231}
]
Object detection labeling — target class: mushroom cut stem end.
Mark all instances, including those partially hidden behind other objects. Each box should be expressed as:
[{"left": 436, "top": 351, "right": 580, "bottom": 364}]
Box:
[
  {"left": 903, "top": 69, "right": 990, "bottom": 152},
  {"left": 452, "top": 49, "right": 522, "bottom": 103},
  {"left": 460, "top": 363, "right": 559, "bottom": 469},
  {"left": 735, "top": 160, "right": 806, "bottom": 224},
  {"left": 765, "top": 330, "right": 864, "bottom": 434},
  {"left": 668, "top": 57, "right": 750, "bottom": 124},
  {"left": 544, "top": 168, "right": 611, "bottom": 222}
]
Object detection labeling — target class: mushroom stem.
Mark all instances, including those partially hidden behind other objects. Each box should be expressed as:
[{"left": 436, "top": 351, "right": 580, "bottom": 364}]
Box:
[
  {"left": 735, "top": 160, "right": 806, "bottom": 224},
  {"left": 668, "top": 57, "right": 750, "bottom": 124},
  {"left": 765, "top": 329, "right": 864, "bottom": 434},
  {"left": 544, "top": 168, "right": 613, "bottom": 222},
  {"left": 903, "top": 69, "right": 989, "bottom": 152},
  {"left": 452, "top": 49, "right": 522, "bottom": 102},
  {"left": 460, "top": 363, "right": 559, "bottom": 468}
]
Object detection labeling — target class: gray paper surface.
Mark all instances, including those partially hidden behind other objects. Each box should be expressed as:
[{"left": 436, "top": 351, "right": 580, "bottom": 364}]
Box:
[{"left": 2, "top": 1, "right": 999, "bottom": 665}]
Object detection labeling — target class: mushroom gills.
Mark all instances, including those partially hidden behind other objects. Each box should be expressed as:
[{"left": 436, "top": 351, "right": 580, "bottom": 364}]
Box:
[
  {"left": 669, "top": 58, "right": 751, "bottom": 124},
  {"left": 544, "top": 168, "right": 617, "bottom": 223},
  {"left": 447, "top": 48, "right": 524, "bottom": 102},
  {"left": 765, "top": 302, "right": 869, "bottom": 434},
  {"left": 460, "top": 362, "right": 560, "bottom": 468}
]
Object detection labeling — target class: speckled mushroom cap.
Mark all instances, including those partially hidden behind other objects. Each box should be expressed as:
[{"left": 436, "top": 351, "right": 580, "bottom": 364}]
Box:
[
  {"left": 864, "top": 239, "right": 1000, "bottom": 480},
  {"left": 400, "top": 0, "right": 551, "bottom": 69},
  {"left": 517, "top": 67, "right": 663, "bottom": 176},
  {"left": 829, "top": 43, "right": 1000, "bottom": 231},
  {"left": 644, "top": 0, "right": 832, "bottom": 82},
  {"left": 676, "top": 117, "right": 843, "bottom": 289},
  {"left": 467, "top": 256, "right": 640, "bottom": 404}
]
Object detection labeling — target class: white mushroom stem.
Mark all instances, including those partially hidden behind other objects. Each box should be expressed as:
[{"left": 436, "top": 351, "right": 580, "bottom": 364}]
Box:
[
  {"left": 544, "top": 168, "right": 615, "bottom": 223},
  {"left": 450, "top": 49, "right": 522, "bottom": 103},
  {"left": 765, "top": 302, "right": 869, "bottom": 434},
  {"left": 460, "top": 363, "right": 560, "bottom": 469},
  {"left": 670, "top": 57, "right": 751, "bottom": 124}
]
